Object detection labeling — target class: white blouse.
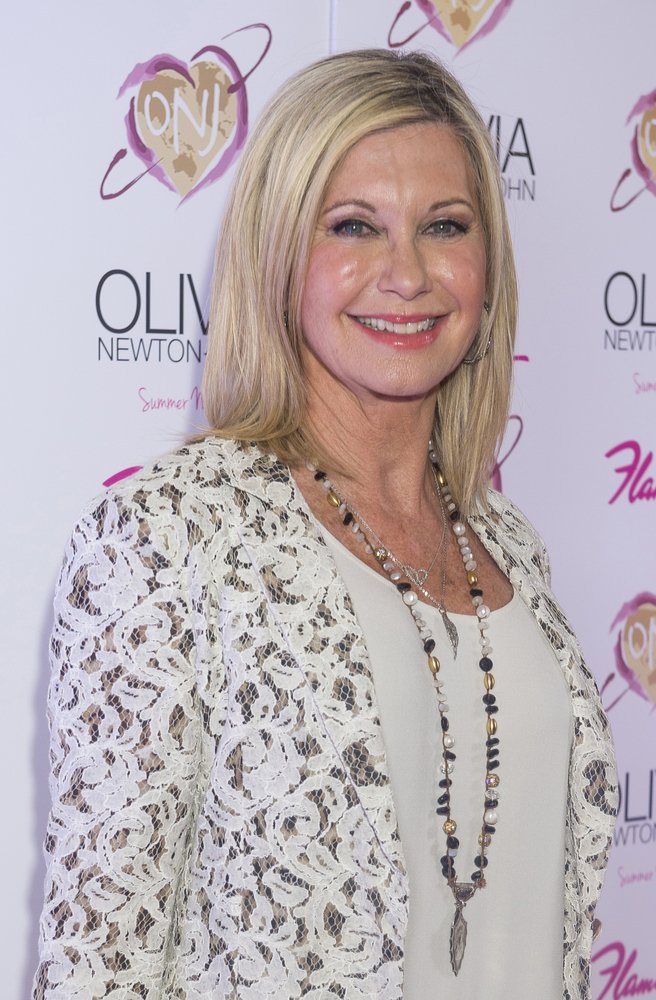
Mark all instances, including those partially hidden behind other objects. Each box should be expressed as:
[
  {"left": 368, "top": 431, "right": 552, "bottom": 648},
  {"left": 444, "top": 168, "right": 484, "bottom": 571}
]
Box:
[{"left": 323, "top": 532, "right": 573, "bottom": 1000}]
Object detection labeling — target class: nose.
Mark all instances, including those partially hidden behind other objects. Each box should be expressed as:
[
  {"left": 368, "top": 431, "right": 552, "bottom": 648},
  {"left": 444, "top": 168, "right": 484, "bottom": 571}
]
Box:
[{"left": 377, "top": 235, "right": 430, "bottom": 300}]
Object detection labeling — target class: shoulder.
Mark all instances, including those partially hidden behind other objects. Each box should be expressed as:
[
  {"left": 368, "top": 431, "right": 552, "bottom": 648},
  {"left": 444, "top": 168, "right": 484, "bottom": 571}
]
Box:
[
  {"left": 470, "top": 489, "right": 552, "bottom": 585},
  {"left": 67, "top": 437, "right": 268, "bottom": 566}
]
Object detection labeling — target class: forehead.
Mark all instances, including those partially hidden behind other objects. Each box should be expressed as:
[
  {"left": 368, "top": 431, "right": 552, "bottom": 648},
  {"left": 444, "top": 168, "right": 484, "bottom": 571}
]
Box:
[{"left": 322, "top": 122, "right": 476, "bottom": 205}]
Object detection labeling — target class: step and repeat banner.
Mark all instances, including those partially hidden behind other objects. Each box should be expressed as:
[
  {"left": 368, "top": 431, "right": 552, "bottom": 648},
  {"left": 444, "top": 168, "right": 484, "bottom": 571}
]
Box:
[{"left": 3, "top": 2, "right": 654, "bottom": 996}]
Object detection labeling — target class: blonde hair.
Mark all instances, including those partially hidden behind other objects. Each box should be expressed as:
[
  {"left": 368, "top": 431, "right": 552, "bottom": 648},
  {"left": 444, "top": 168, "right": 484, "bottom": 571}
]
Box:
[{"left": 201, "top": 48, "right": 517, "bottom": 513}]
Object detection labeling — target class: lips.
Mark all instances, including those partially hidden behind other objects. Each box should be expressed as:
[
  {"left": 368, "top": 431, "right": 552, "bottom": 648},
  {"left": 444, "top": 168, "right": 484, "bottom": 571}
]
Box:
[
  {"left": 350, "top": 313, "right": 445, "bottom": 350},
  {"left": 354, "top": 315, "right": 438, "bottom": 334}
]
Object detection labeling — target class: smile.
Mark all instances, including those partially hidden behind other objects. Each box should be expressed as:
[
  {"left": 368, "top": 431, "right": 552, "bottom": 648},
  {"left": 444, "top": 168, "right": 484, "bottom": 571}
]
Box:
[{"left": 354, "top": 316, "right": 439, "bottom": 334}]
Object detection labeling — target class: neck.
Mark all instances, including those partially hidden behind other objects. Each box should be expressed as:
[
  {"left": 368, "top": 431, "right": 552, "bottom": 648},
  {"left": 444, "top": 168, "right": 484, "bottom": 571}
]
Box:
[{"left": 304, "top": 384, "right": 439, "bottom": 517}]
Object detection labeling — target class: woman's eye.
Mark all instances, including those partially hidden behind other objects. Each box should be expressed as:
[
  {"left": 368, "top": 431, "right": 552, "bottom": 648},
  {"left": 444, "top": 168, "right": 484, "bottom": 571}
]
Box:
[
  {"left": 332, "top": 219, "right": 373, "bottom": 237},
  {"left": 427, "top": 218, "right": 468, "bottom": 237}
]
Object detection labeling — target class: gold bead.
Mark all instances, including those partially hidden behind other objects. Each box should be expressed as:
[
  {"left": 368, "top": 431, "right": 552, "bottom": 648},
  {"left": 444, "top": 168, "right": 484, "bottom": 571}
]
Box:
[
  {"left": 478, "top": 833, "right": 491, "bottom": 847},
  {"left": 443, "top": 819, "right": 457, "bottom": 835},
  {"left": 436, "top": 470, "right": 446, "bottom": 487},
  {"left": 327, "top": 490, "right": 340, "bottom": 507},
  {"left": 374, "top": 547, "right": 388, "bottom": 563},
  {"left": 484, "top": 672, "right": 495, "bottom": 691},
  {"left": 467, "top": 571, "right": 478, "bottom": 586},
  {"left": 428, "top": 655, "right": 440, "bottom": 674},
  {"left": 486, "top": 772, "right": 499, "bottom": 787},
  {"left": 486, "top": 717, "right": 497, "bottom": 736}
]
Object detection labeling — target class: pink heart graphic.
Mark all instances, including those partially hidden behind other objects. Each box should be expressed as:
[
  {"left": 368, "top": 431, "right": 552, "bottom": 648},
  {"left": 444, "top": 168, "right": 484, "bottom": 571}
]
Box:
[
  {"left": 389, "top": 0, "right": 514, "bottom": 54},
  {"left": 101, "top": 23, "right": 271, "bottom": 203},
  {"left": 611, "top": 89, "right": 656, "bottom": 212}
]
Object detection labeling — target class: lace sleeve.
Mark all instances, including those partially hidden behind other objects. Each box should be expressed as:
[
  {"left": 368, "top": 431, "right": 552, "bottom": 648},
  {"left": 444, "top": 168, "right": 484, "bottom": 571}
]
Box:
[{"left": 33, "top": 493, "right": 201, "bottom": 999}]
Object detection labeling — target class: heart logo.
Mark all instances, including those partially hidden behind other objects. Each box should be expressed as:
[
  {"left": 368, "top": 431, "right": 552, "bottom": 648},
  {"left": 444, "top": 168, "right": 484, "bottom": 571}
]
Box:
[
  {"left": 101, "top": 25, "right": 271, "bottom": 204},
  {"left": 611, "top": 89, "right": 656, "bottom": 212},
  {"left": 389, "top": 0, "right": 514, "bottom": 53},
  {"left": 620, "top": 601, "right": 656, "bottom": 706},
  {"left": 133, "top": 59, "right": 238, "bottom": 198}
]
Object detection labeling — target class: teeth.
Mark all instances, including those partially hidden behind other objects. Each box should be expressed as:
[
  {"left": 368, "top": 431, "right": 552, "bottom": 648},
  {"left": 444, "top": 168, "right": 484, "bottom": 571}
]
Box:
[{"left": 356, "top": 316, "right": 437, "bottom": 334}]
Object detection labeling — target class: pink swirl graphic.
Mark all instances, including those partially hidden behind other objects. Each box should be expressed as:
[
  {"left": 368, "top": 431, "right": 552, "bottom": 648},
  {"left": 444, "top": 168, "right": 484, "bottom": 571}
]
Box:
[
  {"left": 388, "top": 0, "right": 514, "bottom": 54},
  {"left": 611, "top": 89, "right": 656, "bottom": 212},
  {"left": 100, "top": 23, "right": 271, "bottom": 204}
]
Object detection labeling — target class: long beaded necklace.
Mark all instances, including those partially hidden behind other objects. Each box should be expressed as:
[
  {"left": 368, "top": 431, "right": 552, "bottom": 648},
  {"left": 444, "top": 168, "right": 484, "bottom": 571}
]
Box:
[
  {"left": 340, "top": 475, "right": 460, "bottom": 658},
  {"left": 306, "top": 447, "right": 500, "bottom": 976}
]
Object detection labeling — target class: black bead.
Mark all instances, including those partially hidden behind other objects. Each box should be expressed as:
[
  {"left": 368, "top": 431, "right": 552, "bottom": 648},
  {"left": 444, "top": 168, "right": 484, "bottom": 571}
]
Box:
[
  {"left": 445, "top": 750, "right": 456, "bottom": 761},
  {"left": 441, "top": 716, "right": 449, "bottom": 732},
  {"left": 484, "top": 824, "right": 496, "bottom": 834},
  {"left": 439, "top": 778, "right": 452, "bottom": 788},
  {"left": 313, "top": 471, "right": 326, "bottom": 480},
  {"left": 436, "top": 806, "right": 450, "bottom": 816},
  {"left": 485, "top": 705, "right": 499, "bottom": 715},
  {"left": 482, "top": 693, "right": 496, "bottom": 705},
  {"left": 484, "top": 799, "right": 497, "bottom": 809},
  {"left": 423, "top": 638, "right": 435, "bottom": 654},
  {"left": 479, "top": 656, "right": 493, "bottom": 672},
  {"left": 438, "top": 793, "right": 449, "bottom": 805},
  {"left": 487, "top": 760, "right": 500, "bottom": 770},
  {"left": 471, "top": 871, "right": 483, "bottom": 882},
  {"left": 447, "top": 835, "right": 459, "bottom": 849},
  {"left": 396, "top": 582, "right": 411, "bottom": 593},
  {"left": 486, "top": 737, "right": 500, "bottom": 748},
  {"left": 440, "top": 855, "right": 450, "bottom": 867},
  {"left": 449, "top": 510, "right": 460, "bottom": 521},
  {"left": 474, "top": 856, "right": 488, "bottom": 868},
  {"left": 470, "top": 588, "right": 483, "bottom": 597},
  {"left": 486, "top": 751, "right": 499, "bottom": 762},
  {"left": 343, "top": 511, "right": 353, "bottom": 526}
]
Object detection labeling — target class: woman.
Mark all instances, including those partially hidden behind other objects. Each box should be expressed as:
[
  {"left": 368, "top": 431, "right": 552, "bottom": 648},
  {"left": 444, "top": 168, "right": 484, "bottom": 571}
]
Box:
[{"left": 34, "top": 50, "right": 616, "bottom": 999}]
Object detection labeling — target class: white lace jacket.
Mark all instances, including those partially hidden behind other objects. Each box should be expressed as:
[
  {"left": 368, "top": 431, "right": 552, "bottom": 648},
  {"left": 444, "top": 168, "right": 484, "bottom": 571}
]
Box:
[{"left": 33, "top": 438, "right": 617, "bottom": 1000}]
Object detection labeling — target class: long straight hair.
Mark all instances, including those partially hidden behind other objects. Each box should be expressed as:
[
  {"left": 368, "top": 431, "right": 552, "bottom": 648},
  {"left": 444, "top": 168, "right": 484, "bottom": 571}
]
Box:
[{"left": 200, "top": 49, "right": 517, "bottom": 514}]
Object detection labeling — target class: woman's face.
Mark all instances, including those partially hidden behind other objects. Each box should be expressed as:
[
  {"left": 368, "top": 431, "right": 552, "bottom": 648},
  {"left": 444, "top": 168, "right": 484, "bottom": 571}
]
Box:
[{"left": 300, "top": 122, "right": 487, "bottom": 407}]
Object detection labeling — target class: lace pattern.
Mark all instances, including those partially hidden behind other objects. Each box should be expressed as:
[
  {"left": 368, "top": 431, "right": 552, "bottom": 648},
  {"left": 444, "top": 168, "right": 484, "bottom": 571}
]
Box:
[{"left": 33, "top": 438, "right": 617, "bottom": 999}]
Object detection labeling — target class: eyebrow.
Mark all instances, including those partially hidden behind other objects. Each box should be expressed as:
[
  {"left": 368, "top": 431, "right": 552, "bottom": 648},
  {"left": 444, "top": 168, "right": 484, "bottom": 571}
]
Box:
[{"left": 322, "top": 197, "right": 476, "bottom": 214}]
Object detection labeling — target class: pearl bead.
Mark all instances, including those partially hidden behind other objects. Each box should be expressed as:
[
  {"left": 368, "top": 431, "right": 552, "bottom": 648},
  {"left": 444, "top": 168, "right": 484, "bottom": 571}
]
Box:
[
  {"left": 476, "top": 605, "right": 490, "bottom": 619},
  {"left": 322, "top": 479, "right": 332, "bottom": 490},
  {"left": 338, "top": 502, "right": 347, "bottom": 514},
  {"left": 351, "top": 522, "right": 360, "bottom": 533},
  {"left": 411, "top": 607, "right": 421, "bottom": 618},
  {"left": 447, "top": 502, "right": 456, "bottom": 512},
  {"left": 484, "top": 809, "right": 498, "bottom": 825},
  {"left": 420, "top": 629, "right": 433, "bottom": 639},
  {"left": 356, "top": 532, "right": 366, "bottom": 543},
  {"left": 444, "top": 735, "right": 455, "bottom": 748},
  {"left": 481, "top": 645, "right": 492, "bottom": 656},
  {"left": 447, "top": 847, "right": 458, "bottom": 857},
  {"left": 453, "top": 522, "right": 466, "bottom": 536},
  {"left": 465, "top": 559, "right": 477, "bottom": 572},
  {"left": 472, "top": 596, "right": 483, "bottom": 607},
  {"left": 460, "top": 547, "right": 472, "bottom": 560},
  {"left": 402, "top": 590, "right": 418, "bottom": 606},
  {"left": 306, "top": 462, "right": 317, "bottom": 472},
  {"left": 383, "top": 561, "right": 394, "bottom": 571},
  {"left": 364, "top": 543, "right": 373, "bottom": 554},
  {"left": 440, "top": 761, "right": 454, "bottom": 773},
  {"left": 438, "top": 702, "right": 450, "bottom": 712},
  {"left": 457, "top": 536, "right": 468, "bottom": 547}
]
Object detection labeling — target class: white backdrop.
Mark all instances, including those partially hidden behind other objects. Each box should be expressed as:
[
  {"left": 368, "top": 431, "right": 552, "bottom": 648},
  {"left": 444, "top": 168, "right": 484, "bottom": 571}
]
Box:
[{"left": 3, "top": 3, "right": 655, "bottom": 997}]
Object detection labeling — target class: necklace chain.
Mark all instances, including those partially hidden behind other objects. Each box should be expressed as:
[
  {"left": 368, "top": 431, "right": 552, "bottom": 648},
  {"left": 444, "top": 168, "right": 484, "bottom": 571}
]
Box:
[
  {"left": 307, "top": 448, "right": 500, "bottom": 976},
  {"left": 325, "top": 470, "right": 460, "bottom": 658}
]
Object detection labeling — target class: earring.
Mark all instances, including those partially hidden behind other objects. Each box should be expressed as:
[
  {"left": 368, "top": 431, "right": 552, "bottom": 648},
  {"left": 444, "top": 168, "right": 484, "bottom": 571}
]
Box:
[{"left": 462, "top": 301, "right": 491, "bottom": 365}]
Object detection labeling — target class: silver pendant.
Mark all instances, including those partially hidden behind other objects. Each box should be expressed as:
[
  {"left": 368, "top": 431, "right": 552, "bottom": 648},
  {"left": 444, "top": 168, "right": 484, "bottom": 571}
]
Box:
[
  {"left": 449, "top": 884, "right": 475, "bottom": 976},
  {"left": 415, "top": 568, "right": 429, "bottom": 585},
  {"left": 440, "top": 606, "right": 459, "bottom": 658}
]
